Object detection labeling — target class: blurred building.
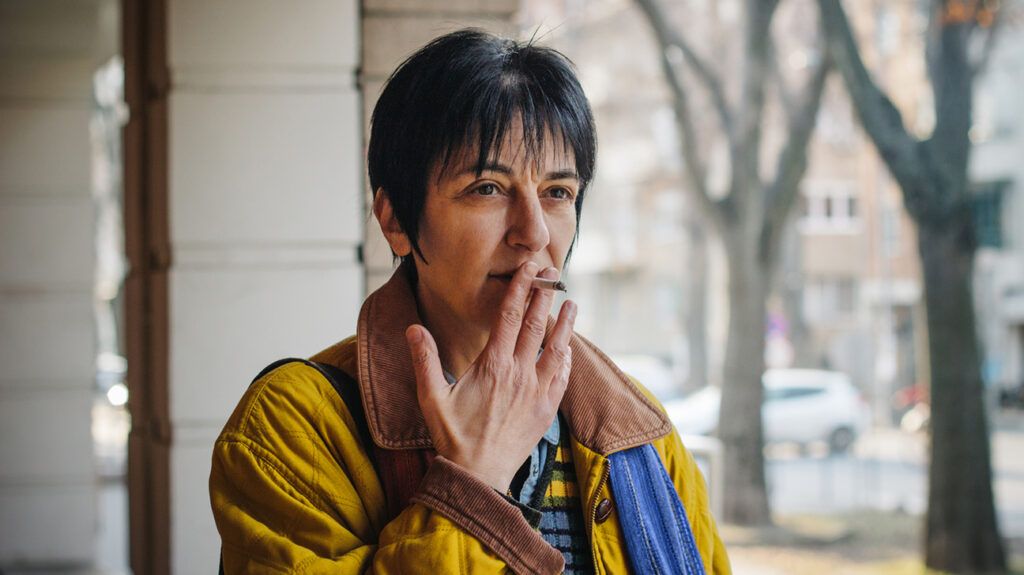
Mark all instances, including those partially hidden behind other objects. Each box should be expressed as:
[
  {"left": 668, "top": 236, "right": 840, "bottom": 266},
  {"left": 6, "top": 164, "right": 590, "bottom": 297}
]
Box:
[
  {"left": 795, "top": 0, "right": 929, "bottom": 426},
  {"left": 519, "top": 0, "right": 737, "bottom": 393},
  {"left": 796, "top": 0, "right": 1024, "bottom": 420},
  {"left": 971, "top": 21, "right": 1024, "bottom": 398},
  {"left": 523, "top": 0, "right": 934, "bottom": 415}
]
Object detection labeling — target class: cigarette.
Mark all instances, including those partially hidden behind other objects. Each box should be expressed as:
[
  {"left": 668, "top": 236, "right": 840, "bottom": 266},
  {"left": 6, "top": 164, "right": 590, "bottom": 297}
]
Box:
[{"left": 531, "top": 277, "right": 567, "bottom": 292}]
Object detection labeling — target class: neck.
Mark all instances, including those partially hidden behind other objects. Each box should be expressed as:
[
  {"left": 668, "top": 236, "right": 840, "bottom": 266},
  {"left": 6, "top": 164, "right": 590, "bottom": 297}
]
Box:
[{"left": 414, "top": 281, "right": 489, "bottom": 381}]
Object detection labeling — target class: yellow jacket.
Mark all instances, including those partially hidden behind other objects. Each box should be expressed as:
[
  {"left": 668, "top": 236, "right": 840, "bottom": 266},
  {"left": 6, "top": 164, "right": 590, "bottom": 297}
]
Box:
[{"left": 210, "top": 268, "right": 731, "bottom": 574}]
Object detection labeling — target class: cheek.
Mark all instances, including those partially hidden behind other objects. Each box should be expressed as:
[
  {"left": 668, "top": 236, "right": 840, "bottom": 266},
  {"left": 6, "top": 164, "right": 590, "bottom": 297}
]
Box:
[{"left": 548, "top": 210, "right": 578, "bottom": 251}]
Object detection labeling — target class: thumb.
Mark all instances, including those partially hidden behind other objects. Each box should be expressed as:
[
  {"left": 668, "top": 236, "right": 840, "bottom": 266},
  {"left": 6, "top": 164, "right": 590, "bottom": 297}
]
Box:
[{"left": 405, "top": 324, "right": 447, "bottom": 401}]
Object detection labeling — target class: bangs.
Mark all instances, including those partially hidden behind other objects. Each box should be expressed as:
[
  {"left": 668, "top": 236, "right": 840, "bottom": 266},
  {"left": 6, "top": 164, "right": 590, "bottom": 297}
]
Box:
[{"left": 434, "top": 72, "right": 587, "bottom": 182}]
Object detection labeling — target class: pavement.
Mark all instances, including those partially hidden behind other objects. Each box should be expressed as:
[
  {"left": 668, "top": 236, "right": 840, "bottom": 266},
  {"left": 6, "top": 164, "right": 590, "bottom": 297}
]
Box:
[{"left": 725, "top": 408, "right": 1024, "bottom": 574}]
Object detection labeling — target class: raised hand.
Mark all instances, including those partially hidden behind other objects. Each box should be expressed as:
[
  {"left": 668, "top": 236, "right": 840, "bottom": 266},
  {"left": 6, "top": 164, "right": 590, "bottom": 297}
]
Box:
[{"left": 405, "top": 261, "right": 577, "bottom": 491}]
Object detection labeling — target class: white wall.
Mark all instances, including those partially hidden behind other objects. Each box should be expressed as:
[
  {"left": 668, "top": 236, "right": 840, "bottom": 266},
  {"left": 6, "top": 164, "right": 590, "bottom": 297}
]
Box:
[
  {"left": 165, "top": 1, "right": 363, "bottom": 572},
  {"left": 0, "top": 0, "right": 117, "bottom": 566}
]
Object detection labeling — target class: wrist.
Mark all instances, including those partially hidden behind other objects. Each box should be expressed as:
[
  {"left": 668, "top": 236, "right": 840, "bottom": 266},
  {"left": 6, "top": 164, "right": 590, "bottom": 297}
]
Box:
[{"left": 449, "top": 457, "right": 513, "bottom": 492}]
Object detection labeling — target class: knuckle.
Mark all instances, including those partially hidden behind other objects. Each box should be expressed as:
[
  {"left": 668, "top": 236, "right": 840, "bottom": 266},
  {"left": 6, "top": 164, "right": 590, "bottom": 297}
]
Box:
[
  {"left": 523, "top": 316, "right": 547, "bottom": 338},
  {"left": 499, "top": 306, "right": 523, "bottom": 328},
  {"left": 549, "top": 345, "right": 569, "bottom": 364}
]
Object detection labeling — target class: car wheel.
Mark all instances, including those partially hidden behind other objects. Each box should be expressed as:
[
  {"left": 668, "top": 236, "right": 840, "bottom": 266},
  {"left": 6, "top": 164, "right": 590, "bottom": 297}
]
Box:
[{"left": 828, "top": 427, "right": 855, "bottom": 454}]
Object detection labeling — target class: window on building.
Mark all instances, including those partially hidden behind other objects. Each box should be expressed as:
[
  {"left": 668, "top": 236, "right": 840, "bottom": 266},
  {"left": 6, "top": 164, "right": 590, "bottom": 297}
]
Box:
[
  {"left": 800, "top": 181, "right": 861, "bottom": 233},
  {"left": 971, "top": 180, "right": 1010, "bottom": 249}
]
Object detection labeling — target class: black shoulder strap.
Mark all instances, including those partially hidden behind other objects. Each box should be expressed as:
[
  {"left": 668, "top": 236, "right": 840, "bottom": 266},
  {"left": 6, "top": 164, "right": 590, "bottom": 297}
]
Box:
[
  {"left": 311, "top": 361, "right": 375, "bottom": 456},
  {"left": 248, "top": 357, "right": 373, "bottom": 453}
]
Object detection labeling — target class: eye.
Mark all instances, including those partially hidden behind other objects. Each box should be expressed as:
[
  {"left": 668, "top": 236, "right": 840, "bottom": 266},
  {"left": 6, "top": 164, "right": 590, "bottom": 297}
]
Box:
[
  {"left": 546, "top": 187, "right": 575, "bottom": 201},
  {"left": 473, "top": 183, "right": 500, "bottom": 196}
]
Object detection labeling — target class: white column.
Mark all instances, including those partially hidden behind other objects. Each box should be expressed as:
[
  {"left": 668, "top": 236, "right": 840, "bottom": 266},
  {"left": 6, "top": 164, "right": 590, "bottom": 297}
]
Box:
[
  {"left": 0, "top": 0, "right": 117, "bottom": 566},
  {"left": 166, "top": 1, "right": 362, "bottom": 572}
]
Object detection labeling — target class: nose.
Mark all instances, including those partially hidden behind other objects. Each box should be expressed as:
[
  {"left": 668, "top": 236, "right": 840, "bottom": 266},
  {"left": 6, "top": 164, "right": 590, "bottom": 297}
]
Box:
[{"left": 506, "top": 193, "right": 550, "bottom": 253}]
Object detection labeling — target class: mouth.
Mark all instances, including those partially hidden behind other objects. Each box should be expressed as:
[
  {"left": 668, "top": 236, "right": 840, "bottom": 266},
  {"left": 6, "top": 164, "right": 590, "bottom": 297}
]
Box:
[{"left": 488, "top": 274, "right": 514, "bottom": 283}]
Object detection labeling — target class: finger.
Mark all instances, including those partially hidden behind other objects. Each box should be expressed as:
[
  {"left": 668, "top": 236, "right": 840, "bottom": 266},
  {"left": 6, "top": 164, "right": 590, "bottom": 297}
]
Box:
[
  {"left": 486, "top": 261, "right": 539, "bottom": 357},
  {"left": 536, "top": 299, "right": 577, "bottom": 384},
  {"left": 405, "top": 325, "right": 447, "bottom": 402},
  {"left": 514, "top": 266, "right": 558, "bottom": 362},
  {"left": 546, "top": 345, "right": 572, "bottom": 407}
]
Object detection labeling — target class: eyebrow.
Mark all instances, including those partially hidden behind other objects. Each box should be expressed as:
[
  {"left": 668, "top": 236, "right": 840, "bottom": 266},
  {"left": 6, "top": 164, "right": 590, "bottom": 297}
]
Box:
[{"left": 460, "top": 162, "right": 579, "bottom": 181}]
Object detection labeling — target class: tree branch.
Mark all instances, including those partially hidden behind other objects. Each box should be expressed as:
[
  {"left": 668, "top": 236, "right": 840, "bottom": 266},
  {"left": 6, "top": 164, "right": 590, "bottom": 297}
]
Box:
[
  {"left": 767, "top": 35, "right": 799, "bottom": 126},
  {"left": 761, "top": 48, "right": 831, "bottom": 266},
  {"left": 635, "top": 0, "right": 735, "bottom": 140},
  {"left": 657, "top": 37, "right": 730, "bottom": 228},
  {"left": 817, "top": 0, "right": 932, "bottom": 220},
  {"left": 634, "top": 0, "right": 731, "bottom": 227},
  {"left": 926, "top": 0, "right": 974, "bottom": 203},
  {"left": 734, "top": 0, "right": 779, "bottom": 200}
]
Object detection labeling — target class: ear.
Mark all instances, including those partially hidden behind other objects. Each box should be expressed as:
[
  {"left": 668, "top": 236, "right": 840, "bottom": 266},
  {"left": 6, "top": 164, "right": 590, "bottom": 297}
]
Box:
[{"left": 372, "top": 189, "right": 412, "bottom": 258}]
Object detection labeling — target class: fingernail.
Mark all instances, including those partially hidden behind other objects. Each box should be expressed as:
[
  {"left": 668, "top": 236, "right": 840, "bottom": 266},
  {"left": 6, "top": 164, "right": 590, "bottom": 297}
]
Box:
[
  {"left": 540, "top": 266, "right": 559, "bottom": 279},
  {"left": 406, "top": 326, "right": 422, "bottom": 343}
]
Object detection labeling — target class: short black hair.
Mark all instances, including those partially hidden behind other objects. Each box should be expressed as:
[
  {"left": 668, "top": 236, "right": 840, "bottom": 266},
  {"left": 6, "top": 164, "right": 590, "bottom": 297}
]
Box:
[{"left": 367, "top": 28, "right": 597, "bottom": 268}]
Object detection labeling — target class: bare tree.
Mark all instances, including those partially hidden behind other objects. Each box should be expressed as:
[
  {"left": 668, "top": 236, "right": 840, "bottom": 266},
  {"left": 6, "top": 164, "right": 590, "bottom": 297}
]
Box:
[
  {"left": 816, "top": 0, "right": 1009, "bottom": 571},
  {"left": 636, "top": 0, "right": 830, "bottom": 524}
]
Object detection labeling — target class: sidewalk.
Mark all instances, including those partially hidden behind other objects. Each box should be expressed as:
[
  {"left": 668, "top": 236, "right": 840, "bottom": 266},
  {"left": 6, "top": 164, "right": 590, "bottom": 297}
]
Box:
[{"left": 726, "top": 416, "right": 1024, "bottom": 574}]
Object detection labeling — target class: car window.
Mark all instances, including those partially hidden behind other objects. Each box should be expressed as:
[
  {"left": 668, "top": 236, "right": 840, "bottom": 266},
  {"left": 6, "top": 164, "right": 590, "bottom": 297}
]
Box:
[{"left": 766, "top": 386, "right": 826, "bottom": 401}]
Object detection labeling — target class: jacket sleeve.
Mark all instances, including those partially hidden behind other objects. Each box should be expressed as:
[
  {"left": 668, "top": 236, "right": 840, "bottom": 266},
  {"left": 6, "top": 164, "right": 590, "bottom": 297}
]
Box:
[{"left": 209, "top": 362, "right": 563, "bottom": 574}]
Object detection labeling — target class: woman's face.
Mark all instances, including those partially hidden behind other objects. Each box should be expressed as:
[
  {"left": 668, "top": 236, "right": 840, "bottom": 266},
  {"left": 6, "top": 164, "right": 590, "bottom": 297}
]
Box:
[{"left": 412, "top": 128, "right": 580, "bottom": 333}]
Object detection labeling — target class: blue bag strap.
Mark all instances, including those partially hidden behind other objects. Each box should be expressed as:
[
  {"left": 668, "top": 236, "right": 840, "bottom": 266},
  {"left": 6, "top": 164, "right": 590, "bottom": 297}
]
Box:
[{"left": 608, "top": 443, "right": 707, "bottom": 575}]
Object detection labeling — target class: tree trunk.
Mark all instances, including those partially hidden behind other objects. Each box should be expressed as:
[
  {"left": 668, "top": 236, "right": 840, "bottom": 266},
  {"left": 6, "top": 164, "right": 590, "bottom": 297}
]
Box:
[
  {"left": 686, "top": 220, "right": 709, "bottom": 391},
  {"left": 719, "top": 237, "right": 772, "bottom": 525},
  {"left": 778, "top": 218, "right": 817, "bottom": 366},
  {"left": 918, "top": 219, "right": 1006, "bottom": 573}
]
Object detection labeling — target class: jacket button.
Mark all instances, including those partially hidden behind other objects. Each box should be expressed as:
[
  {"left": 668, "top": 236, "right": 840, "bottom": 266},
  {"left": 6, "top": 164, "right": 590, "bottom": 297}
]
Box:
[{"left": 595, "top": 498, "right": 613, "bottom": 523}]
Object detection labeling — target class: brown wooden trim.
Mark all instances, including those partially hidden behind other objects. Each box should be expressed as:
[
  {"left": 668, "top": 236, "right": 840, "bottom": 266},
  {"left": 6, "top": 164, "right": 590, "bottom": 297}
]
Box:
[{"left": 123, "top": 0, "right": 171, "bottom": 573}]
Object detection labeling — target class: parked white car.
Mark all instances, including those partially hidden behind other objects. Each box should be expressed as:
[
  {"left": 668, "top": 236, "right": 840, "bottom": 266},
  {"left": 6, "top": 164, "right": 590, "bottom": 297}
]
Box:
[{"left": 663, "top": 369, "right": 872, "bottom": 453}]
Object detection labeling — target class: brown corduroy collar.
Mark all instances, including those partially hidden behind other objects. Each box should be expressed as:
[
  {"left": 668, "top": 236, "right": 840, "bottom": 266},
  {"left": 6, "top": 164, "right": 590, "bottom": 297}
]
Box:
[{"left": 355, "top": 264, "right": 673, "bottom": 456}]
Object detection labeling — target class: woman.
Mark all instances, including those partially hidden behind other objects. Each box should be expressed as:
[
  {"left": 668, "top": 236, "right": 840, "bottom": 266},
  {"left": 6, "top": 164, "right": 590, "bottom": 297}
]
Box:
[{"left": 210, "top": 29, "right": 730, "bottom": 574}]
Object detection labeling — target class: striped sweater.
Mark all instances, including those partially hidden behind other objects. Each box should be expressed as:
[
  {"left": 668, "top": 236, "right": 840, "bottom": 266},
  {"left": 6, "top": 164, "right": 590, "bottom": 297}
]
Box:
[{"left": 510, "top": 414, "right": 594, "bottom": 574}]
